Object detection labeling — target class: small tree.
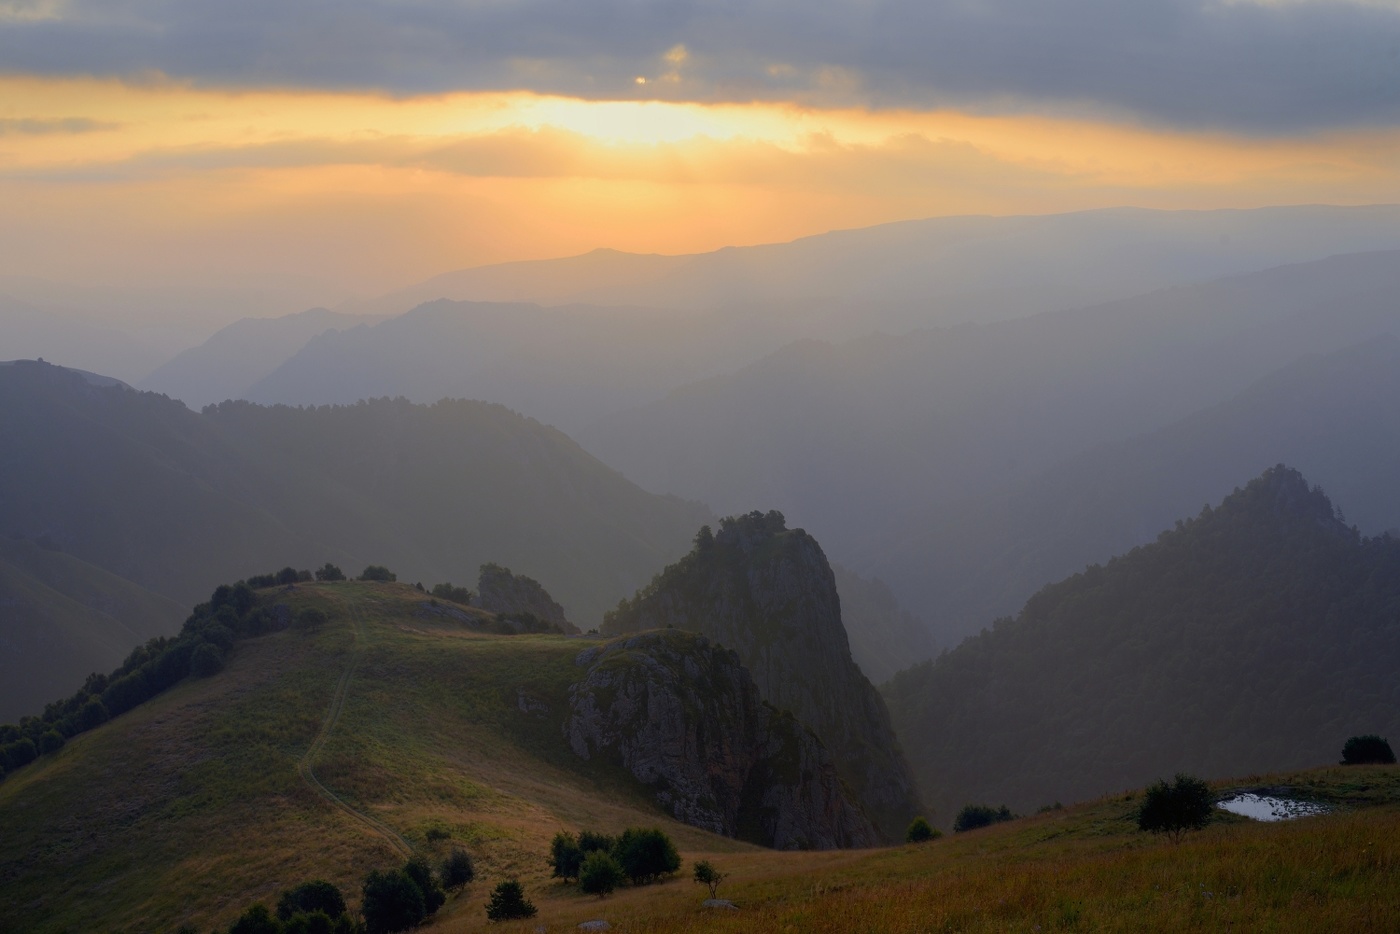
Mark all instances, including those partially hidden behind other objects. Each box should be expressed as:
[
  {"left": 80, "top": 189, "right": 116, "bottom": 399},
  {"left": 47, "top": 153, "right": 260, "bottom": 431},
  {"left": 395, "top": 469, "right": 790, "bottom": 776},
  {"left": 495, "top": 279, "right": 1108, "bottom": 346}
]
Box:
[
  {"left": 277, "top": 880, "right": 347, "bottom": 920},
  {"left": 577, "top": 829, "right": 615, "bottom": 854},
  {"left": 613, "top": 827, "right": 681, "bottom": 885},
  {"left": 485, "top": 879, "right": 536, "bottom": 921},
  {"left": 441, "top": 848, "right": 475, "bottom": 890},
  {"left": 315, "top": 563, "right": 346, "bottom": 582},
  {"left": 1137, "top": 774, "right": 1214, "bottom": 843},
  {"left": 692, "top": 860, "right": 727, "bottom": 899},
  {"left": 579, "top": 850, "right": 626, "bottom": 897},
  {"left": 361, "top": 868, "right": 426, "bottom": 934},
  {"left": 403, "top": 856, "right": 446, "bottom": 915},
  {"left": 1342, "top": 734, "right": 1396, "bottom": 765},
  {"left": 359, "top": 565, "right": 397, "bottom": 582},
  {"left": 550, "top": 831, "right": 584, "bottom": 882},
  {"left": 905, "top": 816, "right": 939, "bottom": 843}
]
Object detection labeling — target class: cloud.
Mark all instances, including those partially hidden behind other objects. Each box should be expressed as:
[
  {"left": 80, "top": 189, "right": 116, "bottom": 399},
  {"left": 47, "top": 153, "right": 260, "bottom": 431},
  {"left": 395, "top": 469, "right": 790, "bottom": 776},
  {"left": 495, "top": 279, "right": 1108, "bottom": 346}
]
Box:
[
  {"left": 0, "top": 116, "right": 117, "bottom": 134},
  {"left": 0, "top": 1, "right": 1398, "bottom": 132}
]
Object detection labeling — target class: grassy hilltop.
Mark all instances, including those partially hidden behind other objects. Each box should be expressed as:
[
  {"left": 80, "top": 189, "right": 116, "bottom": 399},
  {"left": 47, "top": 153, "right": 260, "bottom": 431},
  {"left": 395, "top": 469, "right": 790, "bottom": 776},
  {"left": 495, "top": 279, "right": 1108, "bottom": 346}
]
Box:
[{"left": 0, "top": 581, "right": 753, "bottom": 933}]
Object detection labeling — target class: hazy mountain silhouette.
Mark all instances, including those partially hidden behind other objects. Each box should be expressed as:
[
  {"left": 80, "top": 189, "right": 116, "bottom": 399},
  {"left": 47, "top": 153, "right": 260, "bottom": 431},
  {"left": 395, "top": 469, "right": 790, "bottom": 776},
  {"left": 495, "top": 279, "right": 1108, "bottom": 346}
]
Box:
[
  {"left": 343, "top": 206, "right": 1400, "bottom": 333},
  {"left": 242, "top": 299, "right": 778, "bottom": 433},
  {"left": 884, "top": 466, "right": 1400, "bottom": 823},
  {"left": 0, "top": 360, "right": 709, "bottom": 715},
  {"left": 581, "top": 251, "right": 1400, "bottom": 617},
  {"left": 140, "top": 307, "right": 386, "bottom": 409},
  {"left": 871, "top": 334, "right": 1400, "bottom": 644}
]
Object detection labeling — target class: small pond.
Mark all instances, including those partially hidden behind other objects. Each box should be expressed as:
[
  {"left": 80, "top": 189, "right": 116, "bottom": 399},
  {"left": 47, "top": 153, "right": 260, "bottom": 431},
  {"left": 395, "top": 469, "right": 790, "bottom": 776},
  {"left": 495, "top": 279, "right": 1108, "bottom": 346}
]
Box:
[{"left": 1216, "top": 792, "right": 1332, "bottom": 822}]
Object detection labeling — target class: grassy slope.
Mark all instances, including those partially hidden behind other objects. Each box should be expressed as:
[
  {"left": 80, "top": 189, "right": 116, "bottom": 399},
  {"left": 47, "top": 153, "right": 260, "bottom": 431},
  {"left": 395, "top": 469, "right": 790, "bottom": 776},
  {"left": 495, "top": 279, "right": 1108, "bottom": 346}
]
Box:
[
  {"left": 429, "top": 767, "right": 1400, "bottom": 933},
  {"left": 2, "top": 581, "right": 1396, "bottom": 933},
  {"left": 0, "top": 582, "right": 751, "bottom": 934}
]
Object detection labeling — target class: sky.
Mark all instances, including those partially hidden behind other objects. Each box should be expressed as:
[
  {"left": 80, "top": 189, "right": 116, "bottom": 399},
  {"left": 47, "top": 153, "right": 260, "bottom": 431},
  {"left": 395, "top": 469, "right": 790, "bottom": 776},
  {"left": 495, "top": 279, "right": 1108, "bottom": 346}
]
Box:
[{"left": 2, "top": 0, "right": 1399, "bottom": 312}]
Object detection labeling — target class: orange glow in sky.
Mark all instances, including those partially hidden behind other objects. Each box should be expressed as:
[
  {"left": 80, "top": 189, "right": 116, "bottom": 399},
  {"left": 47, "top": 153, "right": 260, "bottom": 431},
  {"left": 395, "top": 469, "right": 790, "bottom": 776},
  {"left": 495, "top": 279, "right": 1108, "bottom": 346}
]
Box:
[{"left": 2, "top": 76, "right": 1398, "bottom": 304}]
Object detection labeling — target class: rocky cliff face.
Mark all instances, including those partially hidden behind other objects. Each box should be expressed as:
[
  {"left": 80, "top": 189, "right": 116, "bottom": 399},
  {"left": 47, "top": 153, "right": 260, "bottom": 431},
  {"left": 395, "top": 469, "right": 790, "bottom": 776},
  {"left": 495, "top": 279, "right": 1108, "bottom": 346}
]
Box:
[
  {"left": 601, "top": 512, "right": 922, "bottom": 842},
  {"left": 565, "top": 630, "right": 878, "bottom": 849},
  {"left": 473, "top": 563, "right": 577, "bottom": 633}
]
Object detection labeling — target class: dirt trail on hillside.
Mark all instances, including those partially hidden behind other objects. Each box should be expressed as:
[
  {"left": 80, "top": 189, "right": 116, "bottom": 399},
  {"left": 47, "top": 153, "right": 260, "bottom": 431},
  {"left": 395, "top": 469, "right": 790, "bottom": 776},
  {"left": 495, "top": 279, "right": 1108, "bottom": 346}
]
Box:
[{"left": 296, "top": 597, "right": 414, "bottom": 858}]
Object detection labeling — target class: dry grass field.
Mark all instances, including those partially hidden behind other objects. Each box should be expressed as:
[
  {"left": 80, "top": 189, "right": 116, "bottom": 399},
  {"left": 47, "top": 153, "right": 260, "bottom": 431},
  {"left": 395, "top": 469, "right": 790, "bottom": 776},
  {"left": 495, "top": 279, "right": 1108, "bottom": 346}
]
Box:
[{"left": 1, "top": 581, "right": 1396, "bottom": 933}]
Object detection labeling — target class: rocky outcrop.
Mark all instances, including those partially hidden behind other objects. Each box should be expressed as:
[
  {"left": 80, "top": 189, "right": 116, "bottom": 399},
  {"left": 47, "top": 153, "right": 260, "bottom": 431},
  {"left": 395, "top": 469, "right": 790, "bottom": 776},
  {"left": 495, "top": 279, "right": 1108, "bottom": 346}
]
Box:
[
  {"left": 473, "top": 563, "right": 577, "bottom": 634},
  {"left": 602, "top": 511, "right": 922, "bottom": 842},
  {"left": 565, "top": 630, "right": 878, "bottom": 850}
]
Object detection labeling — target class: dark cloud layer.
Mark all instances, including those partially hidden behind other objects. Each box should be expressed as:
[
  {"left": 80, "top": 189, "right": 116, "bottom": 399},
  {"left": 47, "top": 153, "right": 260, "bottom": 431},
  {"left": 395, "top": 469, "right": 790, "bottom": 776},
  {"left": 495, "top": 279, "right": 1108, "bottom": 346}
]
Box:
[{"left": 2, "top": 0, "right": 1399, "bottom": 131}]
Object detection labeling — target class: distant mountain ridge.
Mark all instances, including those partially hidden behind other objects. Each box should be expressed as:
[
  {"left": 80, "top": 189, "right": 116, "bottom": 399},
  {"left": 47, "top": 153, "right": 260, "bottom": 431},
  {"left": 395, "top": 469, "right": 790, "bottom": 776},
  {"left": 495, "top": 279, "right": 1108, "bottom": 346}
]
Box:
[
  {"left": 139, "top": 307, "right": 387, "bottom": 409},
  {"left": 580, "top": 249, "right": 1400, "bottom": 642},
  {"left": 870, "top": 334, "right": 1400, "bottom": 642},
  {"left": 883, "top": 466, "right": 1400, "bottom": 824},
  {"left": 343, "top": 205, "right": 1400, "bottom": 330},
  {"left": 0, "top": 360, "right": 709, "bottom": 717}
]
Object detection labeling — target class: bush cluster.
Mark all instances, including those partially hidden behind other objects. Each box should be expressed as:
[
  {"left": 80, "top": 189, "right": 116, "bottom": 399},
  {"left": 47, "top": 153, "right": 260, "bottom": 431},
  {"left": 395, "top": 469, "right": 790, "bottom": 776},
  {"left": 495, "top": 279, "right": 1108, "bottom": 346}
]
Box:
[
  {"left": 549, "top": 827, "right": 681, "bottom": 897},
  {"left": 227, "top": 880, "right": 356, "bottom": 934},
  {"left": 1341, "top": 734, "right": 1396, "bottom": 765},
  {"left": 953, "top": 804, "right": 1016, "bottom": 833},
  {"left": 224, "top": 849, "right": 473, "bottom": 934}
]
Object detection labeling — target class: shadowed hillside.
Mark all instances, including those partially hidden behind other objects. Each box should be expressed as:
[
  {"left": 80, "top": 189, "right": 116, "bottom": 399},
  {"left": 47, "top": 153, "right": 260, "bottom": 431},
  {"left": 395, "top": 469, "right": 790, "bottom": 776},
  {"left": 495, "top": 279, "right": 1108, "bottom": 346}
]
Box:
[
  {"left": 0, "top": 361, "right": 708, "bottom": 716},
  {"left": 884, "top": 466, "right": 1400, "bottom": 823}
]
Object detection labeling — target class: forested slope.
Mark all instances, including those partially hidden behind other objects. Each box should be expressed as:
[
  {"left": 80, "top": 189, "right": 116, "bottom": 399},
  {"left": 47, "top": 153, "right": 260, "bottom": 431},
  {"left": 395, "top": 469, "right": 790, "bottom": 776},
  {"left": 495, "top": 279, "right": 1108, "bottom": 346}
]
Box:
[{"left": 884, "top": 466, "right": 1400, "bottom": 824}]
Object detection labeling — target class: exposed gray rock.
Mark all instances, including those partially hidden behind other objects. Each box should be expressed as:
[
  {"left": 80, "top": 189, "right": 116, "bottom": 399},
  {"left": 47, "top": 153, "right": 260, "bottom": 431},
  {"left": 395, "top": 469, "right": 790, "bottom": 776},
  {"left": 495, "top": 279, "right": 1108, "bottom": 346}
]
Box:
[
  {"left": 577, "top": 922, "right": 611, "bottom": 931},
  {"left": 601, "top": 512, "right": 922, "bottom": 842},
  {"left": 474, "top": 562, "right": 578, "bottom": 633},
  {"left": 703, "top": 899, "right": 739, "bottom": 910},
  {"left": 566, "top": 629, "right": 878, "bottom": 850}
]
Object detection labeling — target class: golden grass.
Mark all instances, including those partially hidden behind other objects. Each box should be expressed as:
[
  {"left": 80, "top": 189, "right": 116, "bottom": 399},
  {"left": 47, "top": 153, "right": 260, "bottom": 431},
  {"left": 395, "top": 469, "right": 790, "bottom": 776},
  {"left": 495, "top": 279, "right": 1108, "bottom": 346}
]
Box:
[
  {"left": 1, "top": 581, "right": 1396, "bottom": 933},
  {"left": 427, "top": 777, "right": 1400, "bottom": 933}
]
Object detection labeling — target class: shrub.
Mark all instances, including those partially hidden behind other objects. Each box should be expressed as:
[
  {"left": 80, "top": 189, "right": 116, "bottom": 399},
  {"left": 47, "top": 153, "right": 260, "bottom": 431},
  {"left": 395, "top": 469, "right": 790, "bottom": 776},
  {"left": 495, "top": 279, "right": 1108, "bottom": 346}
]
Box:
[
  {"left": 485, "top": 879, "right": 536, "bottom": 921},
  {"left": 1137, "top": 774, "right": 1214, "bottom": 842},
  {"left": 1342, "top": 734, "right": 1396, "bottom": 765},
  {"left": 315, "top": 563, "right": 346, "bottom": 582},
  {"left": 953, "top": 804, "right": 1016, "bottom": 833},
  {"left": 283, "top": 911, "right": 335, "bottom": 934},
  {"left": 579, "top": 851, "right": 625, "bottom": 897},
  {"left": 692, "top": 860, "right": 727, "bottom": 899},
  {"left": 613, "top": 827, "right": 681, "bottom": 885},
  {"left": 549, "top": 831, "right": 583, "bottom": 882},
  {"left": 190, "top": 642, "right": 226, "bottom": 678},
  {"left": 276, "top": 880, "right": 347, "bottom": 921},
  {"left": 578, "top": 829, "right": 615, "bottom": 854},
  {"left": 297, "top": 608, "right": 330, "bottom": 632},
  {"left": 430, "top": 582, "right": 474, "bottom": 605},
  {"left": 906, "top": 816, "right": 940, "bottom": 843},
  {"left": 228, "top": 903, "right": 281, "bottom": 934},
  {"left": 38, "top": 730, "right": 65, "bottom": 755},
  {"left": 1, "top": 738, "right": 37, "bottom": 772},
  {"left": 359, "top": 565, "right": 397, "bottom": 582},
  {"left": 441, "top": 848, "right": 475, "bottom": 890},
  {"left": 361, "top": 868, "right": 426, "bottom": 934},
  {"left": 403, "top": 856, "right": 446, "bottom": 915}
]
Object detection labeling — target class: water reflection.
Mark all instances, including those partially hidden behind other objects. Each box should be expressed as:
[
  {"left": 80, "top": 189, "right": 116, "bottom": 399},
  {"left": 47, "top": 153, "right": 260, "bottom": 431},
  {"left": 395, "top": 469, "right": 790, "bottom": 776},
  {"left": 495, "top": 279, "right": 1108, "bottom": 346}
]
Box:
[{"left": 1216, "top": 792, "right": 1331, "bottom": 821}]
